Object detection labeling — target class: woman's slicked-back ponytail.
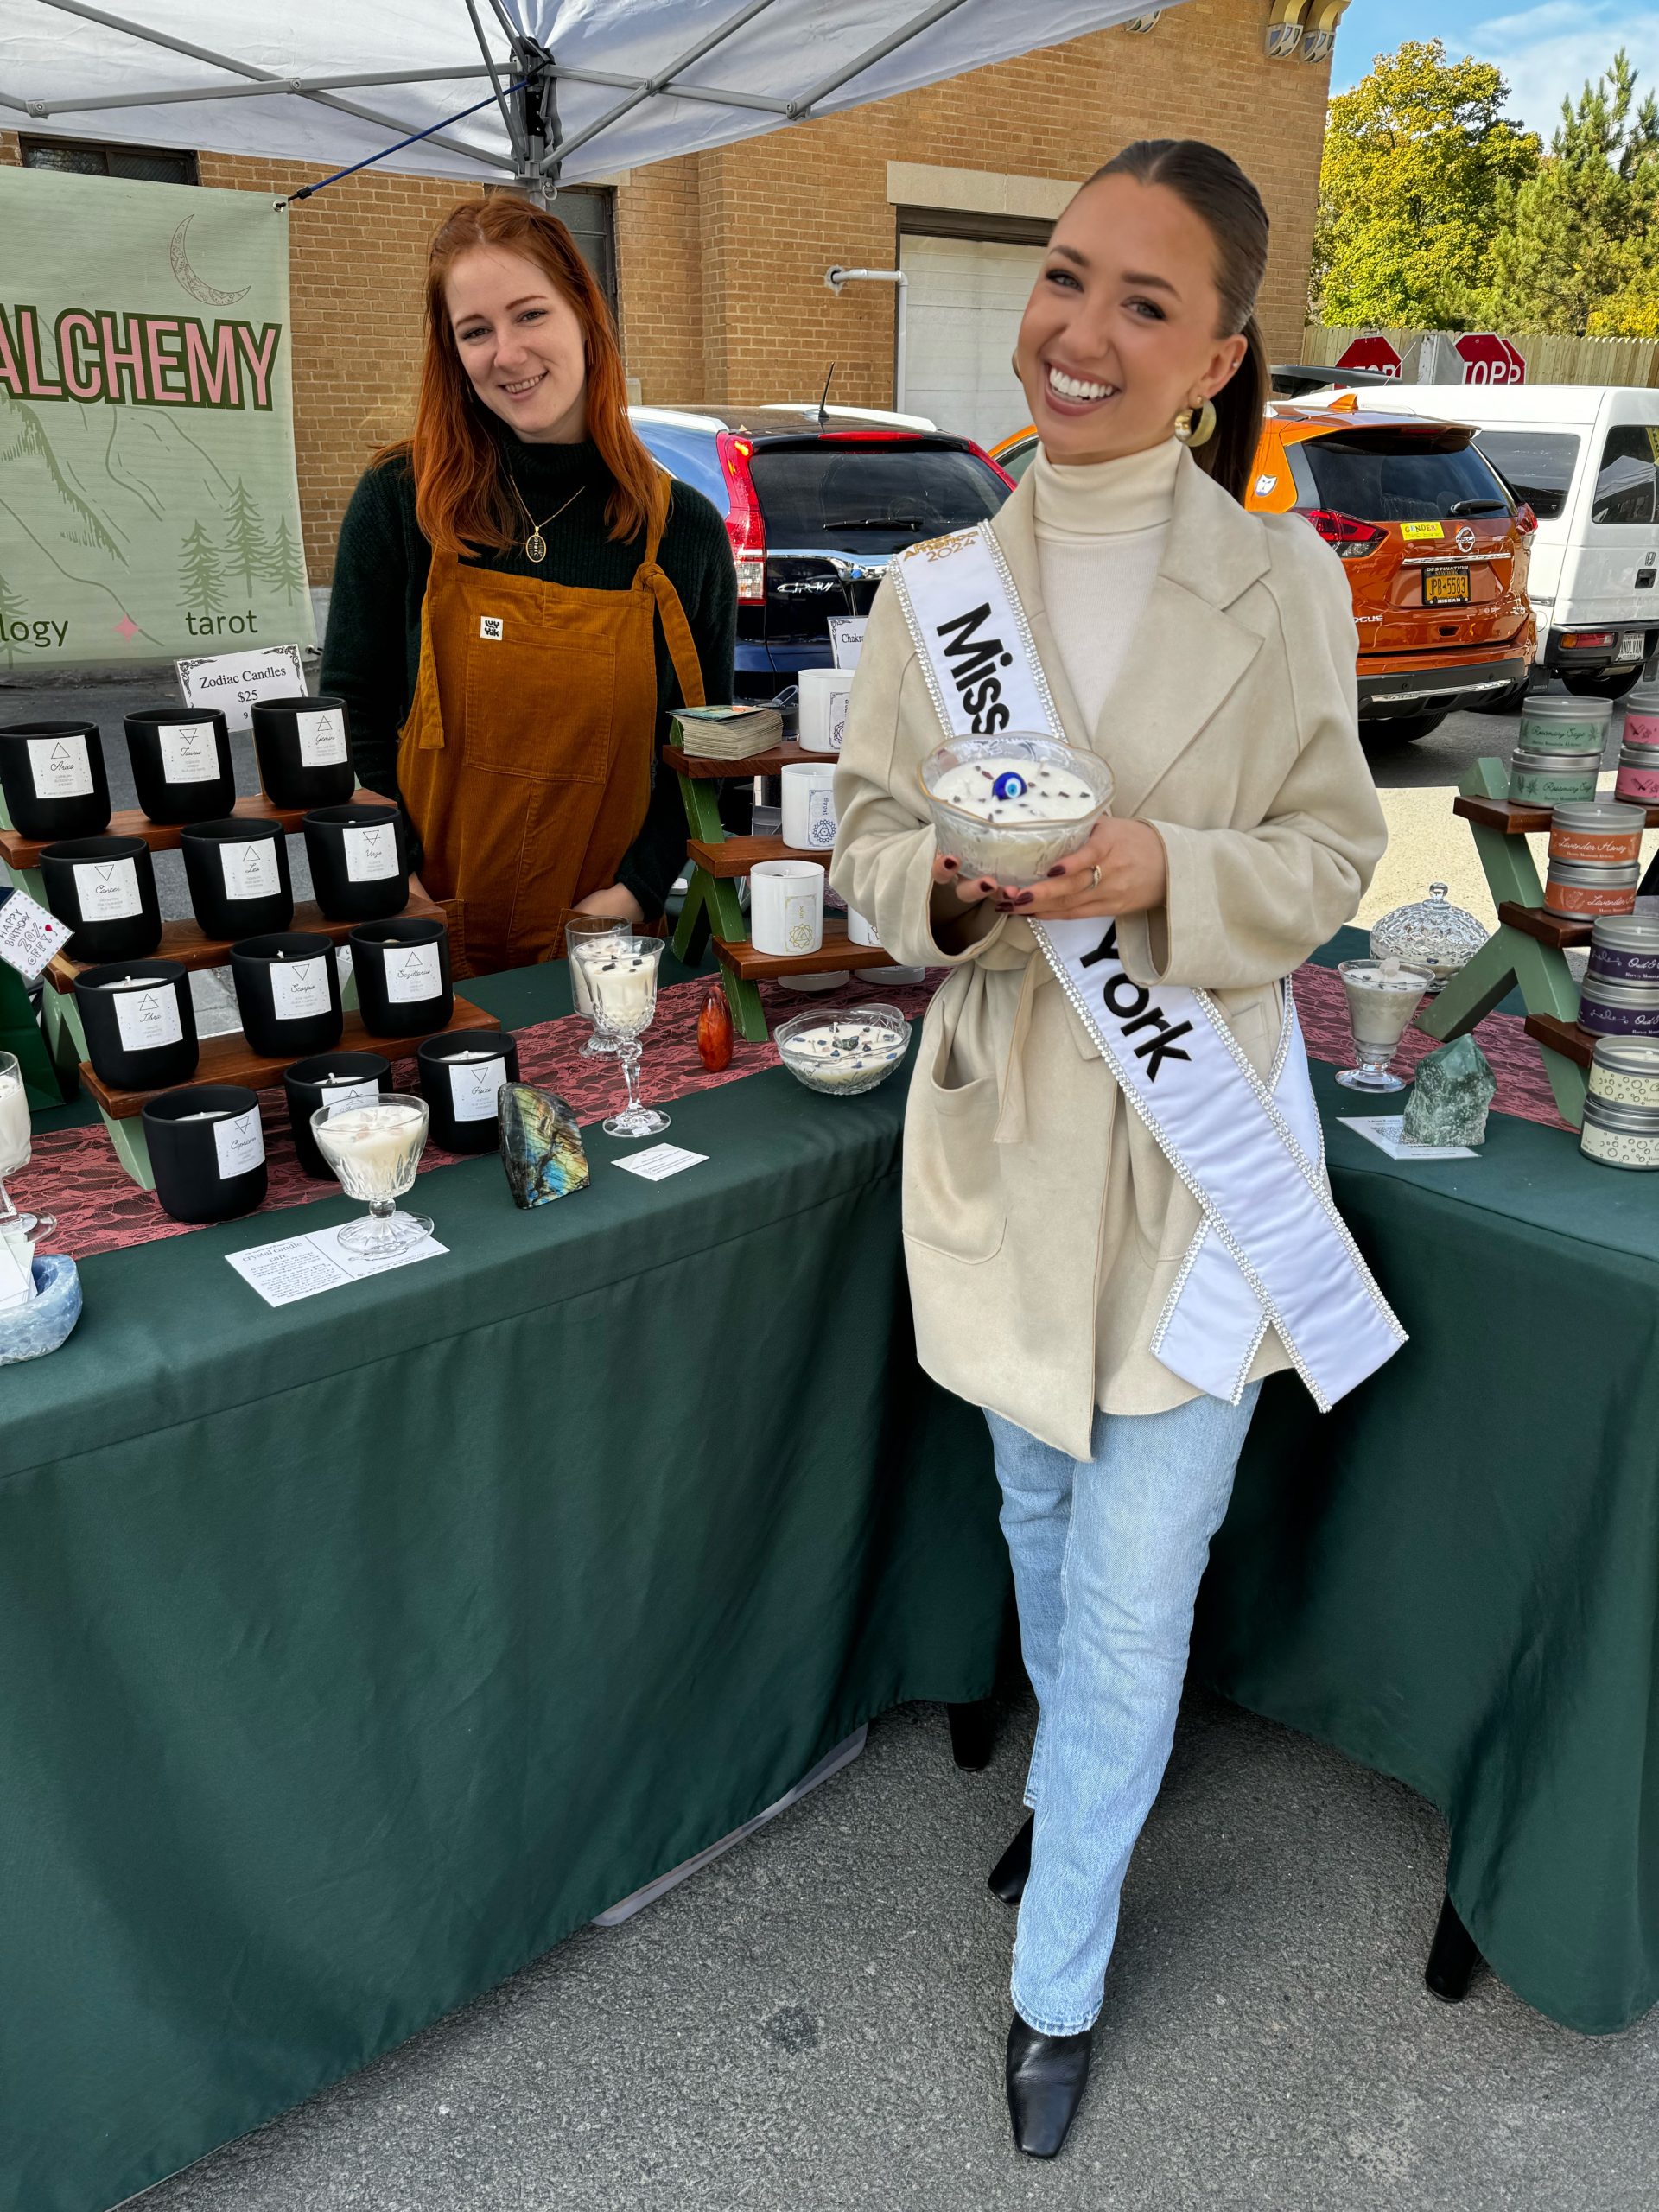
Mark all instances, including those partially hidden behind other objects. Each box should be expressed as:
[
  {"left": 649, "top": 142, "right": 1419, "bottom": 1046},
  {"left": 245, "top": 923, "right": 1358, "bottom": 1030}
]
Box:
[{"left": 1085, "top": 140, "right": 1270, "bottom": 505}]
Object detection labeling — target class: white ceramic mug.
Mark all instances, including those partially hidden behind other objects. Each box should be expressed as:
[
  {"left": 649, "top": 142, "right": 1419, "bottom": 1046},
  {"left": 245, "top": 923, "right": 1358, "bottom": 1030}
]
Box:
[
  {"left": 845, "top": 902, "right": 881, "bottom": 948},
  {"left": 781, "top": 761, "right": 839, "bottom": 851},
  {"left": 749, "top": 860, "right": 824, "bottom": 956},
  {"left": 798, "top": 666, "right": 855, "bottom": 754}
]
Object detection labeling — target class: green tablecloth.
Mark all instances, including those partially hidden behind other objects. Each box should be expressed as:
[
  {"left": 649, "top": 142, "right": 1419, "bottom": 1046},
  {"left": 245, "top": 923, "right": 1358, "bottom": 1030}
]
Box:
[{"left": 0, "top": 957, "right": 1009, "bottom": 2212}]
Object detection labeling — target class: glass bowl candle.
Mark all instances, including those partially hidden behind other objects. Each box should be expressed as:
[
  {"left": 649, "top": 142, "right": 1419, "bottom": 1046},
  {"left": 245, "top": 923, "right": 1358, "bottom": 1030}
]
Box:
[
  {"left": 920, "top": 734, "right": 1113, "bottom": 888},
  {"left": 569, "top": 934, "right": 669, "bottom": 1138},
  {"left": 775, "top": 1004, "right": 912, "bottom": 1096},
  {"left": 0, "top": 1049, "right": 54, "bottom": 1246},
  {"left": 311, "top": 1091, "right": 432, "bottom": 1255},
  {"left": 284, "top": 1050, "right": 393, "bottom": 1179},
  {"left": 1335, "top": 957, "right": 1436, "bottom": 1092}
]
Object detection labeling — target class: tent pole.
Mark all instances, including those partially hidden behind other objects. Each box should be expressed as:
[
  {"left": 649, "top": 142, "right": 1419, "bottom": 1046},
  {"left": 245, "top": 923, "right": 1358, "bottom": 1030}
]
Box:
[{"left": 509, "top": 36, "right": 556, "bottom": 202}]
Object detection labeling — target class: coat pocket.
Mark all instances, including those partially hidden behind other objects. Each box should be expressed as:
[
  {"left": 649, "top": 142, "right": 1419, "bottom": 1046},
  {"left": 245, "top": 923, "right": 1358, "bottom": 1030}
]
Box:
[{"left": 901, "top": 1002, "right": 1007, "bottom": 1264}]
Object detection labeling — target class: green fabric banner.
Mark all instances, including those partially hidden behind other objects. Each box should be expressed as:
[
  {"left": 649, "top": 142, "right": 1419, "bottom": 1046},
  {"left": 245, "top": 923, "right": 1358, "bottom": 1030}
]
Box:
[{"left": 0, "top": 168, "right": 309, "bottom": 668}]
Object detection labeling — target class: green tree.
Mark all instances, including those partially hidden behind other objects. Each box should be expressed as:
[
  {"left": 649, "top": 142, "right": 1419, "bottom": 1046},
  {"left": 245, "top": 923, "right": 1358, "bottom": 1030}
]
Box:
[
  {"left": 0, "top": 571, "right": 24, "bottom": 671},
  {"left": 1474, "top": 52, "right": 1659, "bottom": 337},
  {"left": 178, "top": 522, "right": 225, "bottom": 614},
  {"left": 1313, "top": 39, "right": 1540, "bottom": 328},
  {"left": 220, "top": 478, "right": 268, "bottom": 594},
  {"left": 257, "top": 515, "right": 306, "bottom": 605}
]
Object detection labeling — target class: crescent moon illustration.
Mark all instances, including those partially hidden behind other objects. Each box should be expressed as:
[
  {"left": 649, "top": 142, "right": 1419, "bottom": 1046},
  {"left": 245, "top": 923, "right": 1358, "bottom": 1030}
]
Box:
[{"left": 169, "top": 216, "right": 251, "bottom": 308}]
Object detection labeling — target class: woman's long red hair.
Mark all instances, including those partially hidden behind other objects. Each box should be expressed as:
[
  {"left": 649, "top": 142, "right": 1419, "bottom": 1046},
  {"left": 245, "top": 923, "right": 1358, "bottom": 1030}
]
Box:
[{"left": 398, "top": 196, "right": 667, "bottom": 553}]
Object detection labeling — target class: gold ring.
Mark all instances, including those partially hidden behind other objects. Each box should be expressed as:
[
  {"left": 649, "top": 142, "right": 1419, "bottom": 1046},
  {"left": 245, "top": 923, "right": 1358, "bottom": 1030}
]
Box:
[{"left": 1089, "top": 864, "right": 1101, "bottom": 890}]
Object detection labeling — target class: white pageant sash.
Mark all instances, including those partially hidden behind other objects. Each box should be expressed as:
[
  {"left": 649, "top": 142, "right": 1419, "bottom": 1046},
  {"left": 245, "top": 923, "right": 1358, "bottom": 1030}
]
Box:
[{"left": 889, "top": 525, "right": 1405, "bottom": 1410}]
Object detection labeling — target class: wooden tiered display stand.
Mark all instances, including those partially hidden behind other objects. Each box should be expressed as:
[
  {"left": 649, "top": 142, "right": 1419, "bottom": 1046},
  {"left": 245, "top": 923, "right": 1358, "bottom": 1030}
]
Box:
[
  {"left": 1416, "top": 755, "right": 1659, "bottom": 1128},
  {"left": 0, "top": 790, "right": 495, "bottom": 1189},
  {"left": 666, "top": 733, "right": 892, "bottom": 1042}
]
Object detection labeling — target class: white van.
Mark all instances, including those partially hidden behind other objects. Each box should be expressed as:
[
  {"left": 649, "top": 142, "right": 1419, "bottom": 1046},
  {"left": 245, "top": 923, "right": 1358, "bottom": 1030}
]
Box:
[{"left": 1319, "top": 383, "right": 1659, "bottom": 699}]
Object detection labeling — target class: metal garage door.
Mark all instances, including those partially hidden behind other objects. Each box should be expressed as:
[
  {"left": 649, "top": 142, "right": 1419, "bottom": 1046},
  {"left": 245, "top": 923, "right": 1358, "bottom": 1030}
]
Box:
[{"left": 899, "top": 232, "right": 1046, "bottom": 449}]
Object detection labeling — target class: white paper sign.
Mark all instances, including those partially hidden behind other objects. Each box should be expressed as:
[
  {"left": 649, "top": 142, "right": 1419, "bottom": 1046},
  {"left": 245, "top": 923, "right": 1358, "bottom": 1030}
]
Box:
[
  {"left": 315, "top": 1078, "right": 381, "bottom": 1113},
  {"left": 27, "top": 732, "right": 92, "bottom": 798},
  {"left": 113, "top": 983, "right": 183, "bottom": 1054},
  {"left": 73, "top": 857, "right": 143, "bottom": 921},
  {"left": 448, "top": 1057, "right": 507, "bottom": 1121},
  {"left": 268, "top": 957, "right": 330, "bottom": 1021},
  {"left": 225, "top": 1222, "right": 448, "bottom": 1307},
  {"left": 175, "top": 644, "right": 305, "bottom": 735},
  {"left": 384, "top": 943, "right": 442, "bottom": 1004},
  {"left": 612, "top": 1142, "right": 708, "bottom": 1182},
  {"left": 156, "top": 723, "right": 220, "bottom": 785},
  {"left": 213, "top": 1106, "right": 265, "bottom": 1179},
  {"left": 1338, "top": 1115, "right": 1478, "bottom": 1163},
  {"left": 828, "top": 616, "right": 866, "bottom": 670},
  {"left": 0, "top": 887, "right": 73, "bottom": 982},
  {"left": 219, "top": 839, "right": 282, "bottom": 900},
  {"left": 296, "top": 709, "right": 348, "bottom": 766},
  {"left": 343, "top": 823, "right": 399, "bottom": 883}
]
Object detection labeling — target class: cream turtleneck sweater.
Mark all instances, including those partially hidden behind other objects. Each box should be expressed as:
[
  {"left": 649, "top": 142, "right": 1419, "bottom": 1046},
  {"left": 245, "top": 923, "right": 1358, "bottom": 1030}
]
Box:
[{"left": 1029, "top": 436, "right": 1182, "bottom": 734}]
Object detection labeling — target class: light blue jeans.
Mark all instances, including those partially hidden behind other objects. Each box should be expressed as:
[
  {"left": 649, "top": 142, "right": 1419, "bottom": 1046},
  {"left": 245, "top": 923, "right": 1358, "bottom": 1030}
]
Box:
[{"left": 987, "top": 1383, "right": 1262, "bottom": 2037}]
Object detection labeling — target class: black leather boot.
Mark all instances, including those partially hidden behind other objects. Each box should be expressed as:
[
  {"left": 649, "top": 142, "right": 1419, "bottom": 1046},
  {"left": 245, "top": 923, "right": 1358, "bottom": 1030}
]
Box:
[
  {"left": 1005, "top": 2013, "right": 1093, "bottom": 2158},
  {"left": 988, "top": 1812, "right": 1033, "bottom": 1904}
]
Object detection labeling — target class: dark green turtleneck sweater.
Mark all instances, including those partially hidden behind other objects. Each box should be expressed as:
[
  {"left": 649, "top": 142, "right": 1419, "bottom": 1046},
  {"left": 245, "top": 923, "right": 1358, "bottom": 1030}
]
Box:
[{"left": 320, "top": 432, "right": 736, "bottom": 923}]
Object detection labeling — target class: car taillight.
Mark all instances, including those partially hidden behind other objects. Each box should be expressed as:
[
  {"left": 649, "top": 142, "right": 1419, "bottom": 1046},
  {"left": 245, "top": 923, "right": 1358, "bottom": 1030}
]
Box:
[
  {"left": 1516, "top": 503, "right": 1539, "bottom": 534},
  {"left": 1561, "top": 631, "right": 1616, "bottom": 650},
  {"left": 1298, "top": 507, "right": 1386, "bottom": 558},
  {"left": 716, "top": 430, "right": 766, "bottom": 603},
  {"left": 964, "top": 437, "right": 1018, "bottom": 489}
]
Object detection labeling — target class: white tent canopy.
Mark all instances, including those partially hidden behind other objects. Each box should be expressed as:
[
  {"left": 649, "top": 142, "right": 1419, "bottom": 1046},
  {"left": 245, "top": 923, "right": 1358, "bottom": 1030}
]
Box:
[{"left": 0, "top": 1, "right": 1187, "bottom": 190}]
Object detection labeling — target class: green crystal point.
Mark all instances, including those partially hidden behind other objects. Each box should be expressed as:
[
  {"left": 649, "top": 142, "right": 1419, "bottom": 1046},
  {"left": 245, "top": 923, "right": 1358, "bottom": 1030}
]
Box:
[{"left": 1402, "top": 1033, "right": 1497, "bottom": 1148}]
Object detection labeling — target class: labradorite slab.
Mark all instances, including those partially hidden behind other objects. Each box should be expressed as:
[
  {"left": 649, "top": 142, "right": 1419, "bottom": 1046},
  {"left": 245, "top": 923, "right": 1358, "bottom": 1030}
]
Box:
[
  {"left": 1402, "top": 1033, "right": 1497, "bottom": 1149},
  {"left": 499, "top": 1084, "right": 589, "bottom": 1207}
]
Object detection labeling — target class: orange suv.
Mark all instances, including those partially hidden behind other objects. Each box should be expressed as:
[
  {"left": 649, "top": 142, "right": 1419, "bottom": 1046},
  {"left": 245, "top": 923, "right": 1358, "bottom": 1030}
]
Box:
[{"left": 990, "top": 397, "right": 1537, "bottom": 741}]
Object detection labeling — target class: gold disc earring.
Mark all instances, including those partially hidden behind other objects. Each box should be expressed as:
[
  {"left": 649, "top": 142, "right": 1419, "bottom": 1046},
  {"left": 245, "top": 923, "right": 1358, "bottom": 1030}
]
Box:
[{"left": 1173, "top": 397, "right": 1218, "bottom": 448}]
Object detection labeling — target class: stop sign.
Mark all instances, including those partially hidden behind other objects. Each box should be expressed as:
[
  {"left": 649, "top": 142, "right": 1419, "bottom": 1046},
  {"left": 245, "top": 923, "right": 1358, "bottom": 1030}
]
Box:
[
  {"left": 1335, "top": 335, "right": 1402, "bottom": 378},
  {"left": 1454, "top": 333, "right": 1527, "bottom": 385}
]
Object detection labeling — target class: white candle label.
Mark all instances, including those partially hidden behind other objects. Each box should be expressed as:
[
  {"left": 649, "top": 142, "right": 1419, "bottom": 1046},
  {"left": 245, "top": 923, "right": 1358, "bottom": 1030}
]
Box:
[
  {"left": 342, "top": 823, "right": 399, "bottom": 882},
  {"left": 785, "top": 891, "right": 818, "bottom": 951},
  {"left": 826, "top": 694, "right": 849, "bottom": 752},
  {"left": 156, "top": 724, "right": 219, "bottom": 784},
  {"left": 219, "top": 839, "right": 282, "bottom": 900},
  {"left": 214, "top": 1106, "right": 265, "bottom": 1179},
  {"left": 268, "top": 956, "right": 330, "bottom": 1021},
  {"left": 384, "top": 943, "right": 442, "bottom": 1004},
  {"left": 73, "top": 857, "right": 143, "bottom": 920},
  {"left": 28, "top": 733, "right": 92, "bottom": 798},
  {"left": 318, "top": 1078, "right": 380, "bottom": 1112},
  {"left": 448, "top": 1058, "right": 506, "bottom": 1121},
  {"left": 113, "top": 983, "right": 183, "bottom": 1054},
  {"left": 296, "top": 709, "right": 348, "bottom": 767},
  {"left": 806, "top": 787, "right": 838, "bottom": 846}
]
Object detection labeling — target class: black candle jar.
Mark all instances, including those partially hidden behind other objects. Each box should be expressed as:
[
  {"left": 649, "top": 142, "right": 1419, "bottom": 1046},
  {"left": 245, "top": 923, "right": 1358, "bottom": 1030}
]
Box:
[
  {"left": 40, "top": 834, "right": 162, "bottom": 961},
  {"left": 283, "top": 1050, "right": 393, "bottom": 1179},
  {"left": 416, "top": 1030, "right": 519, "bottom": 1153},
  {"left": 350, "top": 918, "right": 453, "bottom": 1039},
  {"left": 229, "top": 931, "right": 344, "bottom": 1058},
  {"left": 73, "top": 959, "right": 199, "bottom": 1091},
  {"left": 302, "top": 804, "right": 410, "bottom": 923},
  {"left": 0, "top": 721, "right": 112, "bottom": 841},
  {"left": 124, "top": 708, "right": 236, "bottom": 826},
  {"left": 143, "top": 1084, "right": 266, "bottom": 1224},
  {"left": 181, "top": 816, "right": 294, "bottom": 940},
  {"left": 251, "top": 694, "right": 356, "bottom": 810}
]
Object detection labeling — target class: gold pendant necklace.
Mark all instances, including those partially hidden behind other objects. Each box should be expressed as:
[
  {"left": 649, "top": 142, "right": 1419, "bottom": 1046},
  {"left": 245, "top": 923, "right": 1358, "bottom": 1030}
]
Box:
[{"left": 504, "top": 472, "right": 583, "bottom": 563}]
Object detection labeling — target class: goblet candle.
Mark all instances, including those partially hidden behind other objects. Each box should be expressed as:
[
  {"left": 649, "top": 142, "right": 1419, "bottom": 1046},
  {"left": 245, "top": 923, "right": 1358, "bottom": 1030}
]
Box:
[
  {"left": 311, "top": 1091, "right": 432, "bottom": 1258},
  {"left": 0, "top": 1052, "right": 54, "bottom": 1246},
  {"left": 563, "top": 915, "right": 631, "bottom": 1057},
  {"left": 1335, "top": 958, "right": 1437, "bottom": 1092},
  {"left": 570, "top": 934, "right": 669, "bottom": 1137}
]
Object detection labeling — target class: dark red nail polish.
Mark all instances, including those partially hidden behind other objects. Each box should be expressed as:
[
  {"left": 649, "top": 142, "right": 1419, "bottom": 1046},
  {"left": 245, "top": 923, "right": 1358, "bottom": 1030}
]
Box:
[
  {"left": 1046, "top": 865, "right": 1065, "bottom": 879},
  {"left": 1015, "top": 891, "right": 1034, "bottom": 906},
  {"left": 942, "top": 855, "right": 959, "bottom": 871}
]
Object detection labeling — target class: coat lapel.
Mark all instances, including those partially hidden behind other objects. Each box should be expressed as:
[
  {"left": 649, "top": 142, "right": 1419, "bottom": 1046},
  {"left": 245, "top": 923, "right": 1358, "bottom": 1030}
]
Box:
[{"left": 991, "top": 450, "right": 1272, "bottom": 823}]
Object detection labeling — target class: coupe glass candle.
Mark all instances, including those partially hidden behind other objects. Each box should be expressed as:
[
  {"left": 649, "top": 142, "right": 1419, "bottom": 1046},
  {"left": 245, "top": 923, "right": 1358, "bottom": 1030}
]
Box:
[
  {"left": 311, "top": 1091, "right": 433, "bottom": 1256},
  {"left": 123, "top": 707, "right": 235, "bottom": 826},
  {"left": 73, "top": 959, "right": 199, "bottom": 1090},
  {"left": 564, "top": 914, "right": 631, "bottom": 1056},
  {"left": 251, "top": 694, "right": 356, "bottom": 810},
  {"left": 0, "top": 721, "right": 111, "bottom": 840},
  {"left": 0, "top": 1050, "right": 54, "bottom": 1244},
  {"left": 180, "top": 815, "right": 294, "bottom": 940},
  {"left": 570, "top": 934, "right": 670, "bottom": 1137},
  {"left": 284, "top": 1050, "right": 393, "bottom": 1179},
  {"left": 1335, "top": 958, "right": 1435, "bottom": 1091},
  {"left": 40, "top": 833, "right": 162, "bottom": 961}
]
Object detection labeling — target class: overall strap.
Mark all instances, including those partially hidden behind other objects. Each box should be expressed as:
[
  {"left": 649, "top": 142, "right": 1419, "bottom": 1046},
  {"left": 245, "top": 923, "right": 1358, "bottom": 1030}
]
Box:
[{"left": 638, "top": 479, "right": 707, "bottom": 709}]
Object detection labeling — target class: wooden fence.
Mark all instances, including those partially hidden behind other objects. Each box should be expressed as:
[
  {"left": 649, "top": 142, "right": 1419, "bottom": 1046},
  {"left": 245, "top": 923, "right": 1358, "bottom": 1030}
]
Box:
[{"left": 1302, "top": 324, "right": 1659, "bottom": 387}]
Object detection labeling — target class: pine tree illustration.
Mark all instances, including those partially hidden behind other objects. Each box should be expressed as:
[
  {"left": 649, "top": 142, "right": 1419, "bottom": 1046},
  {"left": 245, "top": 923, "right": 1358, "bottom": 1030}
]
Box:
[
  {"left": 0, "top": 571, "right": 26, "bottom": 671},
  {"left": 220, "top": 478, "right": 270, "bottom": 595},
  {"left": 257, "top": 516, "right": 308, "bottom": 605},
  {"left": 179, "top": 523, "right": 226, "bottom": 616}
]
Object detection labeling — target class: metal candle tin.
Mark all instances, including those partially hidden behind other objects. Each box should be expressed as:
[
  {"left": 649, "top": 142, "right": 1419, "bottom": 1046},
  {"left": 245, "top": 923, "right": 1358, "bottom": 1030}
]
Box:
[
  {"left": 1587, "top": 913, "right": 1659, "bottom": 985},
  {"left": 1621, "top": 678, "right": 1659, "bottom": 749},
  {"left": 1580, "top": 1092, "right": 1659, "bottom": 1170},
  {"left": 1548, "top": 801, "right": 1646, "bottom": 866},
  {"left": 1577, "top": 973, "right": 1659, "bottom": 1037},
  {"left": 1613, "top": 745, "right": 1659, "bottom": 805},
  {"left": 1543, "top": 858, "right": 1641, "bottom": 918},
  {"left": 1588, "top": 1036, "right": 1659, "bottom": 1109},
  {"left": 1518, "top": 695, "right": 1613, "bottom": 755},
  {"left": 1508, "top": 750, "right": 1602, "bottom": 805}
]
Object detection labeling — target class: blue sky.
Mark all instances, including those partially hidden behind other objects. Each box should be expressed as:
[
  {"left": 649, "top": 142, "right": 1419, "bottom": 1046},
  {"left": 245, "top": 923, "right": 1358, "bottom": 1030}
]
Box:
[{"left": 1330, "top": 1, "right": 1659, "bottom": 137}]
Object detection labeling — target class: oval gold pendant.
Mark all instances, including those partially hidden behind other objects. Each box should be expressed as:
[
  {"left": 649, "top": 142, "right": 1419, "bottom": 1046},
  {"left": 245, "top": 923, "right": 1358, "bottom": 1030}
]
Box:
[{"left": 526, "top": 531, "right": 546, "bottom": 563}]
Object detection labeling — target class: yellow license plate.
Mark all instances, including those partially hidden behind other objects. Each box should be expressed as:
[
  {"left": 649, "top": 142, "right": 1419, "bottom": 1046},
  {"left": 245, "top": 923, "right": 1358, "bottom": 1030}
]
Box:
[{"left": 1423, "top": 566, "right": 1471, "bottom": 605}]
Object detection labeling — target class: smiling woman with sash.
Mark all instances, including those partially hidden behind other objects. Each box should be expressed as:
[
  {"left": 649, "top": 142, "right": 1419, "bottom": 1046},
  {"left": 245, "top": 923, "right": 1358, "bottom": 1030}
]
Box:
[{"left": 831, "top": 141, "right": 1399, "bottom": 2160}]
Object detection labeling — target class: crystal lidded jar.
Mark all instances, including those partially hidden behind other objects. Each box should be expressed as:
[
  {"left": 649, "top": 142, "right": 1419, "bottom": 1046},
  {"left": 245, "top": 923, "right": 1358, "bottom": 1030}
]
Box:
[{"left": 1368, "top": 883, "right": 1487, "bottom": 994}]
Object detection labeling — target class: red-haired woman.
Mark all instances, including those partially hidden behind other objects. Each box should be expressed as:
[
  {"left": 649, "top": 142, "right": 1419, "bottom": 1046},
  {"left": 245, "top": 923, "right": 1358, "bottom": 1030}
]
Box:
[{"left": 321, "top": 198, "right": 734, "bottom": 974}]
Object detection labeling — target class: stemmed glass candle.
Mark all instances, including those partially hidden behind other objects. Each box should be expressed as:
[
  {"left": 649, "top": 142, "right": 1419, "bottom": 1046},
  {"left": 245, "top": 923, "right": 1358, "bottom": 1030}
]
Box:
[
  {"left": 1335, "top": 958, "right": 1437, "bottom": 1092},
  {"left": 0, "top": 1051, "right": 54, "bottom": 1246},
  {"left": 564, "top": 915, "right": 631, "bottom": 1057},
  {"left": 310, "top": 1091, "right": 432, "bottom": 1258},
  {"left": 570, "top": 934, "right": 669, "bottom": 1137}
]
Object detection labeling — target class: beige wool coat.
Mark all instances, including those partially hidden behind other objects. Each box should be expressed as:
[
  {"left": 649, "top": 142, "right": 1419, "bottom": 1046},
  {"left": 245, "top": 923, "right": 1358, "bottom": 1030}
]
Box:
[{"left": 830, "top": 450, "right": 1388, "bottom": 1458}]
